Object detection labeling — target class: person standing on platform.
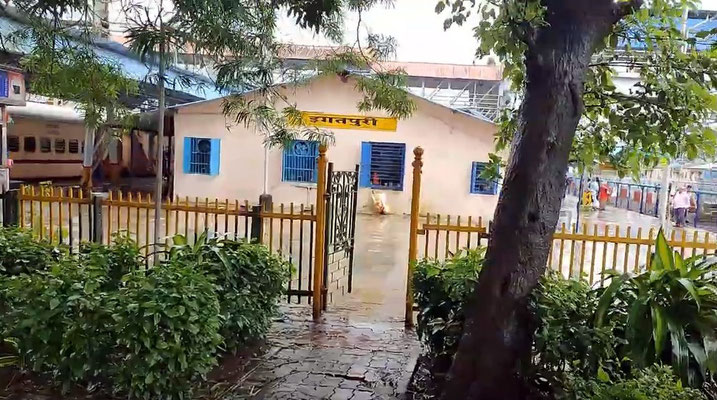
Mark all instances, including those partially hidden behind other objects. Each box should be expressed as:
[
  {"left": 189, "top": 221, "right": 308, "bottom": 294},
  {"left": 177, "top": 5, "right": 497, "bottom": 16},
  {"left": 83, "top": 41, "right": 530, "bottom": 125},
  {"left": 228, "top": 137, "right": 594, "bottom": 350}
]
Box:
[
  {"left": 588, "top": 178, "right": 600, "bottom": 211},
  {"left": 673, "top": 186, "right": 691, "bottom": 228},
  {"left": 598, "top": 180, "right": 612, "bottom": 210}
]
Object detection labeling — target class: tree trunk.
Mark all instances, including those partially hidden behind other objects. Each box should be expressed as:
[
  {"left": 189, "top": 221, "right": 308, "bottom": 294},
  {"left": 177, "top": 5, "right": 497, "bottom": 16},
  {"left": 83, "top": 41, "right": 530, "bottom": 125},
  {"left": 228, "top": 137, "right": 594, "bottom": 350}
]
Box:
[{"left": 442, "top": 1, "right": 639, "bottom": 399}]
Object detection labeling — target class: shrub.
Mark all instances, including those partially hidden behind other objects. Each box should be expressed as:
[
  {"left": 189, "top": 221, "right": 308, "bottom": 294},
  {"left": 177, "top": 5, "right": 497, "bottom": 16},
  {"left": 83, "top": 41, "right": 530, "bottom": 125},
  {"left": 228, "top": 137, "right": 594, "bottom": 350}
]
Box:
[
  {"left": 531, "top": 273, "right": 623, "bottom": 386},
  {"left": 564, "top": 366, "right": 706, "bottom": 400},
  {"left": 413, "top": 248, "right": 485, "bottom": 368},
  {"left": 110, "top": 263, "right": 223, "bottom": 399},
  {"left": 78, "top": 233, "right": 143, "bottom": 288},
  {"left": 0, "top": 228, "right": 60, "bottom": 276},
  {"left": 1, "top": 261, "right": 115, "bottom": 389},
  {"left": 596, "top": 230, "right": 717, "bottom": 387},
  {"left": 0, "top": 229, "right": 290, "bottom": 398},
  {"left": 168, "top": 233, "right": 290, "bottom": 350}
]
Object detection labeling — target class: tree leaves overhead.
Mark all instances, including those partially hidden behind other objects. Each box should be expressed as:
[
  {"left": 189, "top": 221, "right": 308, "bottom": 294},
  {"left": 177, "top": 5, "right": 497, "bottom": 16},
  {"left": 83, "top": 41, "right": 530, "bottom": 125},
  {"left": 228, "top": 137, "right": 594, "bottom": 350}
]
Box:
[
  {"left": 437, "top": 0, "right": 717, "bottom": 179},
  {"left": 1, "top": 5, "right": 138, "bottom": 129},
  {"left": 5, "top": 0, "right": 414, "bottom": 148}
]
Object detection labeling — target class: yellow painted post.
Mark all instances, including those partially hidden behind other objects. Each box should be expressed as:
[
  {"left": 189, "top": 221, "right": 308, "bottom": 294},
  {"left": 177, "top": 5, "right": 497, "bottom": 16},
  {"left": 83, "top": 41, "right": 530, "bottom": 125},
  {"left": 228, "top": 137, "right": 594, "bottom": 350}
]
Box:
[
  {"left": 406, "top": 147, "right": 424, "bottom": 328},
  {"left": 312, "top": 144, "right": 328, "bottom": 321}
]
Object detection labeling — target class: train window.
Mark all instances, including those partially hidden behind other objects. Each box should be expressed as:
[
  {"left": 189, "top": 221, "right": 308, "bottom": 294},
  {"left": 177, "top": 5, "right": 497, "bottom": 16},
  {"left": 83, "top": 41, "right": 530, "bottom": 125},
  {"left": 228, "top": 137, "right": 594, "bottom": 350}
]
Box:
[
  {"left": 69, "top": 139, "right": 79, "bottom": 154},
  {"left": 40, "top": 137, "right": 51, "bottom": 153},
  {"left": 7, "top": 135, "right": 19, "bottom": 152},
  {"left": 24, "top": 137, "right": 36, "bottom": 152},
  {"left": 55, "top": 138, "right": 65, "bottom": 153}
]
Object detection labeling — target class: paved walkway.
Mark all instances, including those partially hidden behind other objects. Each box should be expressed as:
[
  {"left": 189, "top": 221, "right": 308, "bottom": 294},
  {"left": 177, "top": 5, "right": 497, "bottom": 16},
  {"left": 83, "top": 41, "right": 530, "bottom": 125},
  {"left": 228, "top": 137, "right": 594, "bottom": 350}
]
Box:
[{"left": 215, "top": 215, "right": 420, "bottom": 400}]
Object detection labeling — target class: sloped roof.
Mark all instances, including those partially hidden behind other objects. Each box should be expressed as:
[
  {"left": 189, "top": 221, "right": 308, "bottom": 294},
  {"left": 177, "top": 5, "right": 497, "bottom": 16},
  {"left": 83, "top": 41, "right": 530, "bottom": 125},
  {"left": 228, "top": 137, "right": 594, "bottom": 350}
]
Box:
[
  {"left": 0, "top": 12, "right": 223, "bottom": 103},
  {"left": 168, "top": 74, "right": 497, "bottom": 125}
]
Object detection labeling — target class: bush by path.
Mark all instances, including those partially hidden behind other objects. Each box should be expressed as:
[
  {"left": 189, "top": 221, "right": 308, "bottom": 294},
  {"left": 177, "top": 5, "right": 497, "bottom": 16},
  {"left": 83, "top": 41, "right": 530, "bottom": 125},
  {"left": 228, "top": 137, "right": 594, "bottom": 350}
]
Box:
[
  {"left": 413, "top": 230, "right": 717, "bottom": 399},
  {"left": 0, "top": 230, "right": 290, "bottom": 399}
]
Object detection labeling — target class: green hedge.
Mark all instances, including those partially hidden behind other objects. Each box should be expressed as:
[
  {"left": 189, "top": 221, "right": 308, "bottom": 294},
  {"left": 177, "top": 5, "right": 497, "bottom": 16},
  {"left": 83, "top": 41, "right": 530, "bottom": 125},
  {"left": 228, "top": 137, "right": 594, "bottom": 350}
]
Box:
[
  {"left": 0, "top": 228, "right": 60, "bottom": 276},
  {"left": 168, "top": 233, "right": 290, "bottom": 351},
  {"left": 111, "top": 264, "right": 223, "bottom": 398},
  {"left": 0, "top": 229, "right": 290, "bottom": 399}
]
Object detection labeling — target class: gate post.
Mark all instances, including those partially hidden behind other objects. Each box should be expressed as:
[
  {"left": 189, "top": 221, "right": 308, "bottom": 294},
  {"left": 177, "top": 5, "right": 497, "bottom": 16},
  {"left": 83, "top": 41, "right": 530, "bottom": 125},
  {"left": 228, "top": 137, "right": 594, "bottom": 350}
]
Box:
[
  {"left": 322, "top": 162, "right": 334, "bottom": 311},
  {"left": 91, "top": 192, "right": 107, "bottom": 243},
  {"left": 2, "top": 189, "right": 19, "bottom": 227},
  {"left": 406, "top": 147, "right": 424, "bottom": 328},
  {"left": 249, "top": 206, "right": 263, "bottom": 242},
  {"left": 313, "top": 144, "right": 328, "bottom": 321}
]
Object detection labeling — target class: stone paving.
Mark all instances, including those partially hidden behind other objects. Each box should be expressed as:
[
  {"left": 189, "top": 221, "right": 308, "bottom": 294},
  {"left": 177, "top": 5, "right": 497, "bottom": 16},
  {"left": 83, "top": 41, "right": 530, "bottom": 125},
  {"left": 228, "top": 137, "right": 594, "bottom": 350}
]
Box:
[
  {"left": 222, "top": 304, "right": 420, "bottom": 400},
  {"left": 217, "top": 214, "right": 421, "bottom": 399}
]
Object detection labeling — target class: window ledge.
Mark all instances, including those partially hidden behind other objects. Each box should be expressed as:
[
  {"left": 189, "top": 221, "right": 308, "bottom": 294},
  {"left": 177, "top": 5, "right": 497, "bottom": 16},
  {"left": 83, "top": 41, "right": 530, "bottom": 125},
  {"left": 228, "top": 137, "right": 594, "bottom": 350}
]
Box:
[
  {"left": 470, "top": 192, "right": 497, "bottom": 196},
  {"left": 370, "top": 186, "right": 403, "bottom": 192},
  {"left": 286, "top": 182, "right": 317, "bottom": 188}
]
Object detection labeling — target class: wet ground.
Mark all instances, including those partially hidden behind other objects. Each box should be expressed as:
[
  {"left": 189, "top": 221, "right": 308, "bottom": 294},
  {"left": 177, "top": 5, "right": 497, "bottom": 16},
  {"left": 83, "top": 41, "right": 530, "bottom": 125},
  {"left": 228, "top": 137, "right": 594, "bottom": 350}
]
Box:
[
  {"left": 560, "top": 195, "right": 711, "bottom": 236},
  {"left": 220, "top": 214, "right": 419, "bottom": 400}
]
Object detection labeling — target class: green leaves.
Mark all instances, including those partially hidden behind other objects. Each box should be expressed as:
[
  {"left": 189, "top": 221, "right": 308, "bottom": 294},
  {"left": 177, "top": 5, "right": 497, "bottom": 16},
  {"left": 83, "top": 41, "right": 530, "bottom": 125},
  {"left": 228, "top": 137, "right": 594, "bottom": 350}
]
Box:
[
  {"left": 0, "top": 228, "right": 60, "bottom": 276},
  {"left": 112, "top": 263, "right": 223, "bottom": 399},
  {"left": 453, "top": 0, "right": 717, "bottom": 177},
  {"left": 653, "top": 230, "right": 674, "bottom": 271},
  {"left": 651, "top": 304, "right": 667, "bottom": 356},
  {"left": 595, "top": 230, "right": 717, "bottom": 387},
  {"left": 0, "top": 229, "right": 290, "bottom": 398},
  {"left": 413, "top": 248, "right": 485, "bottom": 361},
  {"left": 595, "top": 274, "right": 627, "bottom": 328},
  {"left": 167, "top": 234, "right": 291, "bottom": 352},
  {"left": 667, "top": 314, "right": 690, "bottom": 385}
]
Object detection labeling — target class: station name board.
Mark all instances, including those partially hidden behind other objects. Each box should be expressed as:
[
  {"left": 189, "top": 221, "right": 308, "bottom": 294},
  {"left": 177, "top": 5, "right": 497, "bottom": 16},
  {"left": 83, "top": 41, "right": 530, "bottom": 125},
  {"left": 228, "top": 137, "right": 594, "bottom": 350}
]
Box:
[{"left": 300, "top": 112, "right": 397, "bottom": 132}]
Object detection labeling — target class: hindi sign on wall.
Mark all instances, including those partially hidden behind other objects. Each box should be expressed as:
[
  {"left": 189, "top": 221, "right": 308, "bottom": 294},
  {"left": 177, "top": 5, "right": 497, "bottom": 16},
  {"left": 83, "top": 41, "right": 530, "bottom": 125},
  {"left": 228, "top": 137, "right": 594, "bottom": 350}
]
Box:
[{"left": 300, "top": 112, "right": 398, "bottom": 132}]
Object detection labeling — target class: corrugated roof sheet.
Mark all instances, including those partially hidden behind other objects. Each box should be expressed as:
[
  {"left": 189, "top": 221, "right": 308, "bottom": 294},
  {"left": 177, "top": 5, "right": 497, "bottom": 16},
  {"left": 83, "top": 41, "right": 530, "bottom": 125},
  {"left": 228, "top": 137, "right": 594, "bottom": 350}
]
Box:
[{"left": 0, "top": 13, "right": 223, "bottom": 101}]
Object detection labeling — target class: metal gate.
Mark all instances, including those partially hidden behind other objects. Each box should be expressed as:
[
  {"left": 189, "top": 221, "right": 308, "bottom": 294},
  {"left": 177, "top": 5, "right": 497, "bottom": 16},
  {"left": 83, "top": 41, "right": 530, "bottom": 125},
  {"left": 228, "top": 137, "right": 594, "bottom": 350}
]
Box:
[{"left": 322, "top": 163, "right": 359, "bottom": 307}]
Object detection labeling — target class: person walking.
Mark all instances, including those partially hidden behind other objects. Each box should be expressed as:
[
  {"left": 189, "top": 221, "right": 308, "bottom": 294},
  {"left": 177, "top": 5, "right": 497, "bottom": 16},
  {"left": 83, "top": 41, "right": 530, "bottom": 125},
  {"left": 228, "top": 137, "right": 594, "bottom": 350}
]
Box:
[
  {"left": 588, "top": 178, "right": 600, "bottom": 210},
  {"left": 598, "top": 180, "right": 612, "bottom": 210},
  {"left": 686, "top": 185, "right": 697, "bottom": 225},
  {"left": 673, "top": 186, "right": 691, "bottom": 228}
]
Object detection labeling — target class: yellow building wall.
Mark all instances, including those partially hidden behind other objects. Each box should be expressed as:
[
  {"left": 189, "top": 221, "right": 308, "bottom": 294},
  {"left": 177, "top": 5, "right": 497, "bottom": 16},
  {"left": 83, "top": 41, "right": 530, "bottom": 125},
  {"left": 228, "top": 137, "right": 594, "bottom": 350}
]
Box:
[{"left": 172, "top": 75, "right": 500, "bottom": 219}]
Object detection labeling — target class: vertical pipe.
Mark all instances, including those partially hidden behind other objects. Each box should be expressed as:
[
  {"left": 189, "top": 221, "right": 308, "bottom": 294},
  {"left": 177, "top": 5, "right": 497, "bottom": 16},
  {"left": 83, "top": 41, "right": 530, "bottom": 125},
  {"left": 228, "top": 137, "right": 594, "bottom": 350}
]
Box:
[
  {"left": 695, "top": 192, "right": 701, "bottom": 228},
  {"left": 639, "top": 187, "right": 645, "bottom": 214},
  {"left": 153, "top": 30, "right": 166, "bottom": 261},
  {"left": 322, "top": 162, "right": 333, "bottom": 311},
  {"left": 575, "top": 170, "right": 583, "bottom": 231},
  {"left": 81, "top": 125, "right": 95, "bottom": 188},
  {"left": 406, "top": 147, "right": 423, "bottom": 328},
  {"left": 312, "top": 144, "right": 328, "bottom": 320},
  {"left": 659, "top": 164, "right": 671, "bottom": 230}
]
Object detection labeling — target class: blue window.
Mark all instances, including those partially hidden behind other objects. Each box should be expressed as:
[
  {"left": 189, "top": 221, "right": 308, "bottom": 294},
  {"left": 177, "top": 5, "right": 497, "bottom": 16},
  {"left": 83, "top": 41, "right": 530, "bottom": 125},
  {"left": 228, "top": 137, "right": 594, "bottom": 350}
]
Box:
[
  {"left": 359, "top": 142, "right": 406, "bottom": 191},
  {"left": 182, "top": 137, "right": 220, "bottom": 176},
  {"left": 283, "top": 140, "right": 319, "bottom": 183},
  {"left": 470, "top": 162, "right": 497, "bottom": 195},
  {"left": 0, "top": 71, "right": 8, "bottom": 98}
]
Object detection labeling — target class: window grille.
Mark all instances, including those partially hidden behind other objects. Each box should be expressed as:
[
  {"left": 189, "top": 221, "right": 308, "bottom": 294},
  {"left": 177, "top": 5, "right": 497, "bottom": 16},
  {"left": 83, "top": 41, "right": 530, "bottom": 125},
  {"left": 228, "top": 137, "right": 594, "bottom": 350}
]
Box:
[
  {"left": 470, "top": 162, "right": 498, "bottom": 195},
  {"left": 282, "top": 140, "right": 319, "bottom": 183}
]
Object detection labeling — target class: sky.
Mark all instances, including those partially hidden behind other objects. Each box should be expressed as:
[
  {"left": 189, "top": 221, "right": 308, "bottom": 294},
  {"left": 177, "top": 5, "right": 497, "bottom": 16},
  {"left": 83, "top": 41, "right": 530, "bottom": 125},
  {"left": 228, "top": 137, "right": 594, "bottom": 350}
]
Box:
[
  {"left": 276, "top": 0, "right": 480, "bottom": 65},
  {"left": 277, "top": 0, "right": 717, "bottom": 66}
]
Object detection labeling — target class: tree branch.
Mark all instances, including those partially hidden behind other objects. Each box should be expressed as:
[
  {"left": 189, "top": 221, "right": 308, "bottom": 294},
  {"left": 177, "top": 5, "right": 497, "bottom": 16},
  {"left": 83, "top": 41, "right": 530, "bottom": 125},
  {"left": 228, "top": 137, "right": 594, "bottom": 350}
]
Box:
[{"left": 613, "top": 0, "right": 644, "bottom": 21}]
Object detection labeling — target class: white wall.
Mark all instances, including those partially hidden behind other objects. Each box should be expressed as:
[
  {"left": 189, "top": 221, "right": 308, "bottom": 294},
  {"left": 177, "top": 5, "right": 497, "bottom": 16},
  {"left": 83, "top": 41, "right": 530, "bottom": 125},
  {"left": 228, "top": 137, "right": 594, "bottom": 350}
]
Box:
[{"left": 173, "top": 75, "right": 499, "bottom": 220}]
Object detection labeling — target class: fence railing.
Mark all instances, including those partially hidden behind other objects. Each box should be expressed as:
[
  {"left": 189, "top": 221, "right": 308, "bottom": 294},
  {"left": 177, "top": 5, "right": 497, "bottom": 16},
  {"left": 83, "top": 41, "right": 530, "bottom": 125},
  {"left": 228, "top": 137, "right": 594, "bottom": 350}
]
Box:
[
  {"left": 417, "top": 214, "right": 717, "bottom": 285},
  {"left": 567, "top": 177, "right": 717, "bottom": 227},
  {"left": 404, "top": 148, "right": 717, "bottom": 327},
  {"left": 12, "top": 184, "right": 319, "bottom": 304},
  {"left": 3, "top": 145, "right": 341, "bottom": 320}
]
